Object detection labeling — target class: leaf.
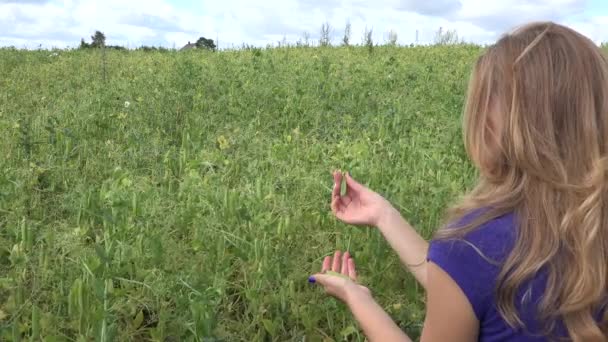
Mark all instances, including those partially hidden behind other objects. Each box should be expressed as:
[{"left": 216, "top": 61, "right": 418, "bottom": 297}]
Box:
[
  {"left": 0, "top": 309, "right": 6, "bottom": 321},
  {"left": 217, "top": 135, "right": 230, "bottom": 150},
  {"left": 94, "top": 244, "right": 109, "bottom": 264},
  {"left": 262, "top": 319, "right": 277, "bottom": 336},
  {"left": 340, "top": 325, "right": 359, "bottom": 338},
  {"left": 150, "top": 236, "right": 164, "bottom": 265},
  {"left": 31, "top": 305, "right": 40, "bottom": 340},
  {"left": 132, "top": 310, "right": 144, "bottom": 330}
]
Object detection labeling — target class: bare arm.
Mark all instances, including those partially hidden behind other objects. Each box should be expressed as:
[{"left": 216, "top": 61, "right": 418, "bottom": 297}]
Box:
[
  {"left": 313, "top": 251, "right": 478, "bottom": 342},
  {"left": 313, "top": 253, "right": 412, "bottom": 342},
  {"left": 330, "top": 172, "right": 430, "bottom": 288},
  {"left": 347, "top": 289, "right": 412, "bottom": 342},
  {"left": 420, "top": 261, "right": 479, "bottom": 341},
  {"left": 376, "top": 206, "right": 429, "bottom": 289}
]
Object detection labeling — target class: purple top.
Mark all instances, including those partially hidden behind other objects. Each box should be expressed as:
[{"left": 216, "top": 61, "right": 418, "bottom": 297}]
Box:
[{"left": 427, "top": 211, "right": 570, "bottom": 341}]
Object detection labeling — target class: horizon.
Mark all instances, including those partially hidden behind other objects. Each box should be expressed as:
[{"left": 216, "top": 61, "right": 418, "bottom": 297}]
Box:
[{"left": 1, "top": 0, "right": 607, "bottom": 49}]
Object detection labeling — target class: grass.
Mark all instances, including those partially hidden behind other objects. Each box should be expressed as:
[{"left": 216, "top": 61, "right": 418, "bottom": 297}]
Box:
[{"left": 0, "top": 45, "right": 480, "bottom": 341}]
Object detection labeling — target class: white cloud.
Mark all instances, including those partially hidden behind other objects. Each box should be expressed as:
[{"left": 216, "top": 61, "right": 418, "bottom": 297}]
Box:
[
  {"left": 565, "top": 15, "right": 608, "bottom": 44},
  {"left": 456, "top": 0, "right": 586, "bottom": 34},
  {"left": 0, "top": 0, "right": 605, "bottom": 49},
  {"left": 0, "top": 0, "right": 49, "bottom": 3},
  {"left": 398, "top": 0, "right": 463, "bottom": 16}
]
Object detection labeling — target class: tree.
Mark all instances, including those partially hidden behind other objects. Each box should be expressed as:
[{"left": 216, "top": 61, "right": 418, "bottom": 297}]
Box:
[
  {"left": 342, "top": 21, "right": 352, "bottom": 46},
  {"left": 434, "top": 27, "right": 461, "bottom": 45},
  {"left": 319, "top": 22, "right": 332, "bottom": 47},
  {"left": 387, "top": 29, "right": 398, "bottom": 46},
  {"left": 195, "top": 37, "right": 216, "bottom": 51},
  {"left": 79, "top": 38, "right": 90, "bottom": 49},
  {"left": 303, "top": 31, "right": 311, "bottom": 47},
  {"left": 91, "top": 31, "right": 106, "bottom": 48},
  {"left": 363, "top": 26, "right": 374, "bottom": 53}
]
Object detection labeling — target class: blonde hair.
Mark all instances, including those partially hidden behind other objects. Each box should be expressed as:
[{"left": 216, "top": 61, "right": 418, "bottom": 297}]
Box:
[{"left": 437, "top": 22, "right": 608, "bottom": 341}]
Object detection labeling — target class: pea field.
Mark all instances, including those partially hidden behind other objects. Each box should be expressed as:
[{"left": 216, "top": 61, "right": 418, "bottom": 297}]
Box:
[{"left": 1, "top": 45, "right": 481, "bottom": 341}]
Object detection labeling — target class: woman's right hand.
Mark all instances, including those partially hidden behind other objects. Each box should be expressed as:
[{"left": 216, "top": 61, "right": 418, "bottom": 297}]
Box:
[{"left": 331, "top": 171, "right": 394, "bottom": 228}]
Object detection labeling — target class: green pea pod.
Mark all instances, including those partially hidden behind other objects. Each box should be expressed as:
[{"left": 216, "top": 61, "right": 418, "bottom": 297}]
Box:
[
  {"left": 325, "top": 270, "right": 351, "bottom": 279},
  {"left": 340, "top": 172, "right": 347, "bottom": 196}
]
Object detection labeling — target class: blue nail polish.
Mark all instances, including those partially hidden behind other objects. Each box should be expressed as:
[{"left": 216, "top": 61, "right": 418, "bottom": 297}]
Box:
[{"left": 308, "top": 276, "right": 316, "bottom": 283}]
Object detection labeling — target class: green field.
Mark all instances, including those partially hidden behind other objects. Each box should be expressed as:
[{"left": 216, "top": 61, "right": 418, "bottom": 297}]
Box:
[{"left": 0, "top": 45, "right": 480, "bottom": 341}]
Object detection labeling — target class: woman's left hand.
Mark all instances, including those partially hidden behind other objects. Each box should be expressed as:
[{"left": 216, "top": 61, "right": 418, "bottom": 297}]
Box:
[{"left": 310, "top": 250, "right": 371, "bottom": 304}]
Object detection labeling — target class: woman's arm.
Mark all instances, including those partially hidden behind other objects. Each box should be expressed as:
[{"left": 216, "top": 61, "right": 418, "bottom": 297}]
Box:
[
  {"left": 376, "top": 206, "right": 429, "bottom": 289},
  {"left": 346, "top": 288, "right": 412, "bottom": 342},
  {"left": 312, "top": 252, "right": 478, "bottom": 342},
  {"left": 311, "top": 253, "right": 413, "bottom": 342},
  {"left": 330, "top": 172, "right": 429, "bottom": 288},
  {"left": 420, "top": 261, "right": 479, "bottom": 341}
]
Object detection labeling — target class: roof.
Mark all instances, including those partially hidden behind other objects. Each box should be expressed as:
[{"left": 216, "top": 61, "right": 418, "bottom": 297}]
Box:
[{"left": 180, "top": 42, "right": 196, "bottom": 51}]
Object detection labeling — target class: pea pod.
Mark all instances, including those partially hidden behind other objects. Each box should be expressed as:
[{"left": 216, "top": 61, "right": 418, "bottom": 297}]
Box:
[
  {"left": 340, "top": 172, "right": 347, "bottom": 196},
  {"left": 325, "top": 270, "right": 351, "bottom": 279}
]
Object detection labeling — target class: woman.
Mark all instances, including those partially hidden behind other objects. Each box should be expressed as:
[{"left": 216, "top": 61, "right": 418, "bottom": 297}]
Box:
[{"left": 309, "top": 22, "right": 608, "bottom": 341}]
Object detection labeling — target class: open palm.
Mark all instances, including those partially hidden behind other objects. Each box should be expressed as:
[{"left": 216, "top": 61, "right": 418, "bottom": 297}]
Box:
[
  {"left": 331, "top": 171, "right": 391, "bottom": 227},
  {"left": 310, "top": 250, "right": 370, "bottom": 303}
]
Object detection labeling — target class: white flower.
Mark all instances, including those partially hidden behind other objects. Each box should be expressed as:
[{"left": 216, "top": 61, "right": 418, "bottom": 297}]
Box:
[
  {"left": 49, "top": 52, "right": 59, "bottom": 57},
  {"left": 124, "top": 101, "right": 130, "bottom": 108}
]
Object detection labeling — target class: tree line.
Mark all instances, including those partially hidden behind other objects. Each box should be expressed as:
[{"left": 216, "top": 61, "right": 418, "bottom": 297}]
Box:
[
  {"left": 78, "top": 24, "right": 464, "bottom": 52},
  {"left": 79, "top": 31, "right": 217, "bottom": 51}
]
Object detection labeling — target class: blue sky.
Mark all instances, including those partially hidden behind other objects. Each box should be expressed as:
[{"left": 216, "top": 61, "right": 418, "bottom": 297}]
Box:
[
  {"left": 170, "top": 0, "right": 199, "bottom": 11},
  {"left": 0, "top": 0, "right": 607, "bottom": 49},
  {"left": 589, "top": 0, "right": 608, "bottom": 14}
]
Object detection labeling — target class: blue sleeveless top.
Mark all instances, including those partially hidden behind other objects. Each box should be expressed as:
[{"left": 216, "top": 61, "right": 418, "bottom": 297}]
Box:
[{"left": 427, "top": 211, "right": 604, "bottom": 341}]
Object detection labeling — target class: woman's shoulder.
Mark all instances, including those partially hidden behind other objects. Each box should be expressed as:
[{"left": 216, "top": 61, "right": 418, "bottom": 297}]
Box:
[
  {"left": 432, "top": 210, "right": 517, "bottom": 263},
  {"left": 460, "top": 211, "right": 517, "bottom": 260},
  {"left": 426, "top": 210, "right": 517, "bottom": 320}
]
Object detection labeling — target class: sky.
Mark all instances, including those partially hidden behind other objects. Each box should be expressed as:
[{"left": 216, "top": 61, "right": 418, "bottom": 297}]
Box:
[{"left": 0, "top": 0, "right": 607, "bottom": 49}]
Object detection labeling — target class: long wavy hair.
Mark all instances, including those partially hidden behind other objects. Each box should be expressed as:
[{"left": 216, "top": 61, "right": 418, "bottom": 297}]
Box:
[{"left": 436, "top": 22, "right": 608, "bottom": 341}]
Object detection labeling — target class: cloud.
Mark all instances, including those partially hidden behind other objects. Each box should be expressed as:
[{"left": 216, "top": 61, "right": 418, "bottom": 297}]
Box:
[
  {"left": 566, "top": 15, "right": 608, "bottom": 44},
  {"left": 0, "top": 0, "right": 206, "bottom": 48},
  {"left": 0, "top": 0, "right": 605, "bottom": 49},
  {"left": 0, "top": 2, "right": 79, "bottom": 42},
  {"left": 0, "top": 0, "right": 49, "bottom": 3},
  {"left": 118, "top": 13, "right": 184, "bottom": 33},
  {"left": 398, "top": 0, "right": 462, "bottom": 16},
  {"left": 456, "top": 0, "right": 587, "bottom": 34}
]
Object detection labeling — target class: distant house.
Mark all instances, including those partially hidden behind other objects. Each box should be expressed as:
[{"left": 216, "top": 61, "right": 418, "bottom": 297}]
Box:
[{"left": 180, "top": 41, "right": 196, "bottom": 51}]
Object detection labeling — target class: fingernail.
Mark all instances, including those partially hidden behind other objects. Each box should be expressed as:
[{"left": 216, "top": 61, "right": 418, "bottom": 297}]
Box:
[{"left": 308, "top": 276, "right": 316, "bottom": 284}]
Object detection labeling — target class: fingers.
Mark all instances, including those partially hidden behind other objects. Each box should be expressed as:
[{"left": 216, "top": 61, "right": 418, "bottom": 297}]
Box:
[
  {"left": 312, "top": 252, "right": 359, "bottom": 288},
  {"left": 332, "top": 194, "right": 353, "bottom": 212},
  {"left": 331, "top": 196, "right": 340, "bottom": 214},
  {"left": 348, "top": 258, "right": 357, "bottom": 281},
  {"left": 341, "top": 251, "right": 350, "bottom": 276},
  {"left": 323, "top": 251, "right": 355, "bottom": 278},
  {"left": 331, "top": 171, "right": 357, "bottom": 218},
  {"left": 322, "top": 256, "right": 331, "bottom": 272},
  {"left": 332, "top": 251, "right": 342, "bottom": 272},
  {"left": 331, "top": 171, "right": 344, "bottom": 215},
  {"left": 310, "top": 273, "right": 336, "bottom": 287},
  {"left": 340, "top": 194, "right": 352, "bottom": 207},
  {"left": 332, "top": 171, "right": 342, "bottom": 199},
  {"left": 345, "top": 173, "right": 364, "bottom": 192}
]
